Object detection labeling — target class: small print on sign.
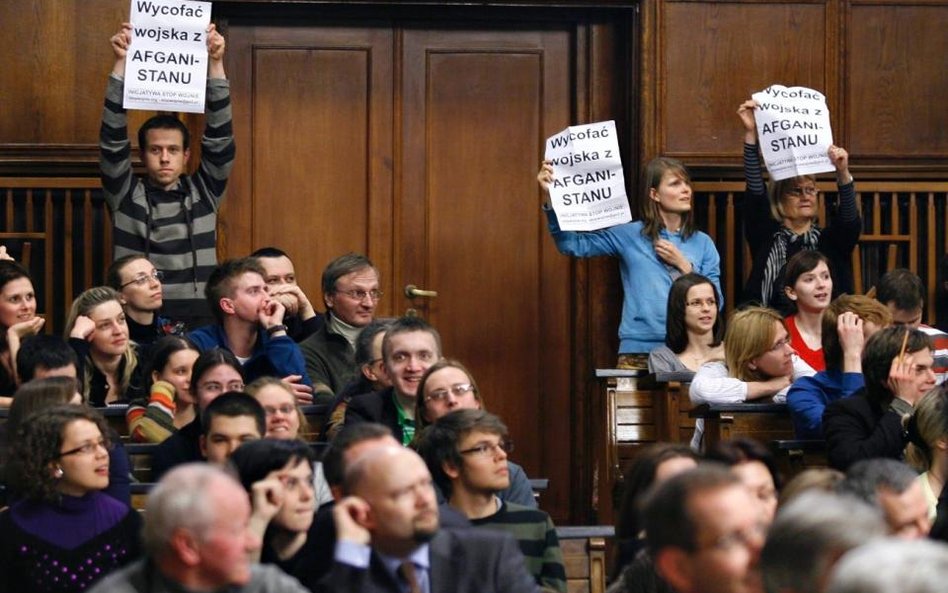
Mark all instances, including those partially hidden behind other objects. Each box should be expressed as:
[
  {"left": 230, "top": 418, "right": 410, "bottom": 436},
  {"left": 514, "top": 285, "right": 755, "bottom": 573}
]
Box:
[
  {"left": 123, "top": 0, "right": 212, "bottom": 113},
  {"left": 544, "top": 120, "right": 631, "bottom": 231},
  {"left": 751, "top": 85, "right": 835, "bottom": 181}
]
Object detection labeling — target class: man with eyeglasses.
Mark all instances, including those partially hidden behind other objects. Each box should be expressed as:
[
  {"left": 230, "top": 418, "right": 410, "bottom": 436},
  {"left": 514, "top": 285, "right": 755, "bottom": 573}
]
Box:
[
  {"left": 300, "top": 253, "right": 382, "bottom": 402},
  {"left": 645, "top": 465, "right": 766, "bottom": 593},
  {"left": 188, "top": 258, "right": 313, "bottom": 401},
  {"left": 107, "top": 254, "right": 186, "bottom": 349},
  {"left": 416, "top": 409, "right": 566, "bottom": 592}
]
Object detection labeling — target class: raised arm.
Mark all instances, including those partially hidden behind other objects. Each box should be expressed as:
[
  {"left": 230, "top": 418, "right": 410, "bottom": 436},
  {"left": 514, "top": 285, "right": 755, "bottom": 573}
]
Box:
[
  {"left": 194, "top": 23, "right": 236, "bottom": 209},
  {"left": 100, "top": 24, "right": 135, "bottom": 213}
]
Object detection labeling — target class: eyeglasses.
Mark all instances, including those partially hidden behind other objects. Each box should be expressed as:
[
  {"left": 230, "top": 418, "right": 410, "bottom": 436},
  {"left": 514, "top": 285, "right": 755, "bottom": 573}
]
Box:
[
  {"left": 198, "top": 380, "right": 245, "bottom": 394},
  {"left": 769, "top": 336, "right": 792, "bottom": 353},
  {"left": 786, "top": 186, "right": 819, "bottom": 198},
  {"left": 120, "top": 270, "right": 163, "bottom": 289},
  {"left": 686, "top": 298, "right": 717, "bottom": 309},
  {"left": 459, "top": 439, "right": 514, "bottom": 457},
  {"left": 59, "top": 437, "right": 110, "bottom": 457},
  {"left": 425, "top": 383, "right": 476, "bottom": 403},
  {"left": 337, "top": 289, "right": 384, "bottom": 302},
  {"left": 263, "top": 404, "right": 296, "bottom": 416}
]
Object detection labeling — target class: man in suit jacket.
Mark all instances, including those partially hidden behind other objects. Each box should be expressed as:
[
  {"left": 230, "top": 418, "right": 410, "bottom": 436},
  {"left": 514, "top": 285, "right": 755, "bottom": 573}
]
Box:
[{"left": 318, "top": 444, "right": 538, "bottom": 593}]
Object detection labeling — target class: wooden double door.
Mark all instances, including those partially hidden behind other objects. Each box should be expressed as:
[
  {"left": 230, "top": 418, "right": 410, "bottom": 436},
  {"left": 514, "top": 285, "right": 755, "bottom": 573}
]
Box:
[{"left": 221, "top": 11, "right": 629, "bottom": 520}]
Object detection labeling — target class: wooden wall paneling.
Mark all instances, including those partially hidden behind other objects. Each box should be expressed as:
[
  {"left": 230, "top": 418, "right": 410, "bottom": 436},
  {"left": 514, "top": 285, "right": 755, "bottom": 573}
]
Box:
[
  {"left": 661, "top": 1, "right": 829, "bottom": 160},
  {"left": 847, "top": 2, "right": 948, "bottom": 160},
  {"left": 224, "top": 23, "right": 395, "bottom": 304},
  {"left": 400, "top": 25, "right": 575, "bottom": 522}
]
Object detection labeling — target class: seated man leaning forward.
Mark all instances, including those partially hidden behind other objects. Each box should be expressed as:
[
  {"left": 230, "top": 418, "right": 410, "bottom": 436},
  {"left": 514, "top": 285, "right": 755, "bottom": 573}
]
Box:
[
  {"left": 345, "top": 316, "right": 441, "bottom": 445},
  {"left": 188, "top": 257, "right": 313, "bottom": 401},
  {"left": 252, "top": 247, "right": 325, "bottom": 343},
  {"left": 300, "top": 253, "right": 381, "bottom": 402},
  {"left": 417, "top": 409, "right": 566, "bottom": 592},
  {"left": 319, "top": 444, "right": 539, "bottom": 593},
  {"left": 86, "top": 464, "right": 310, "bottom": 593}
]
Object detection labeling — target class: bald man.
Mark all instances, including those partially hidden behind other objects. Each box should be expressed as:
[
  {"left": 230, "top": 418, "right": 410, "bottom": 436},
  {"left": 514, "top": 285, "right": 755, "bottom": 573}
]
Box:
[{"left": 318, "top": 446, "right": 538, "bottom": 593}]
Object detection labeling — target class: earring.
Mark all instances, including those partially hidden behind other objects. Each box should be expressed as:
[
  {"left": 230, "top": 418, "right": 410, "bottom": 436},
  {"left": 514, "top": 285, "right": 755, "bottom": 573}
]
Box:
[{"left": 53, "top": 466, "right": 64, "bottom": 479}]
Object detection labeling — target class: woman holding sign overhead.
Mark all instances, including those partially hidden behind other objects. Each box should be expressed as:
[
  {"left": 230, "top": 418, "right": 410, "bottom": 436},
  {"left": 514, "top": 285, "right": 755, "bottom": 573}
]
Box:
[
  {"left": 538, "top": 156, "right": 721, "bottom": 364},
  {"left": 737, "top": 99, "right": 860, "bottom": 308}
]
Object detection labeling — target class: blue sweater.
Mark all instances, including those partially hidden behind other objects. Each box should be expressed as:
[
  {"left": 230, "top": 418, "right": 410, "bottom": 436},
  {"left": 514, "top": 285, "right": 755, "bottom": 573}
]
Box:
[
  {"left": 787, "top": 370, "right": 864, "bottom": 439},
  {"left": 188, "top": 324, "right": 312, "bottom": 386},
  {"left": 545, "top": 209, "right": 721, "bottom": 352}
]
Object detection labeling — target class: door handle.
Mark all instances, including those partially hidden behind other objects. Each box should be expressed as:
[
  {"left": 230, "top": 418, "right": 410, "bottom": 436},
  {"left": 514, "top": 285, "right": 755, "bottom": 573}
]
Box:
[{"left": 404, "top": 284, "right": 438, "bottom": 299}]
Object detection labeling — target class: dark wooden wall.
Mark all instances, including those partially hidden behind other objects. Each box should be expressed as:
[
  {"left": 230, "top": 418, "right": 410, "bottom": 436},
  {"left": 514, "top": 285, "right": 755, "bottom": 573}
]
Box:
[{"left": 1, "top": 0, "right": 946, "bottom": 523}]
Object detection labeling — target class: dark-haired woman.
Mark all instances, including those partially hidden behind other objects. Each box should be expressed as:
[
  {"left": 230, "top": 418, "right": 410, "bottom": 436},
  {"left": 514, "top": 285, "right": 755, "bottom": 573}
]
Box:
[
  {"left": 737, "top": 99, "right": 860, "bottom": 308},
  {"left": 648, "top": 273, "right": 724, "bottom": 373},
  {"left": 782, "top": 250, "right": 833, "bottom": 371},
  {"left": 230, "top": 439, "right": 317, "bottom": 571},
  {"left": 0, "top": 260, "right": 45, "bottom": 407},
  {"left": 706, "top": 437, "right": 781, "bottom": 522},
  {"left": 539, "top": 157, "right": 721, "bottom": 364},
  {"left": 125, "top": 335, "right": 200, "bottom": 442},
  {"left": 0, "top": 405, "right": 141, "bottom": 592}
]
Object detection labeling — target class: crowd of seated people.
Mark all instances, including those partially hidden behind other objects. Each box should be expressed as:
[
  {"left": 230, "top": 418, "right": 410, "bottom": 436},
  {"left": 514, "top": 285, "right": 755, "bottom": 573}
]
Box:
[{"left": 4, "top": 24, "right": 948, "bottom": 593}]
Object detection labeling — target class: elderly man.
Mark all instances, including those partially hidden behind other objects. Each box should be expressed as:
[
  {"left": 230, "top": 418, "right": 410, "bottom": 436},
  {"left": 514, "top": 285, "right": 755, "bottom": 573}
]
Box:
[
  {"left": 646, "top": 465, "right": 765, "bottom": 593},
  {"left": 320, "top": 445, "right": 537, "bottom": 593},
  {"left": 301, "top": 253, "right": 381, "bottom": 402},
  {"left": 87, "top": 464, "right": 309, "bottom": 593},
  {"left": 837, "top": 458, "right": 932, "bottom": 538}
]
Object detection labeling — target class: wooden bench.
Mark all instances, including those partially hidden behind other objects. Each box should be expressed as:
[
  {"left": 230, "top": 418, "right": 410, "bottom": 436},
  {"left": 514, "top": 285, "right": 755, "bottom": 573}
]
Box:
[
  {"left": 556, "top": 525, "right": 613, "bottom": 593},
  {"left": 770, "top": 439, "right": 828, "bottom": 477},
  {"left": 690, "top": 402, "right": 796, "bottom": 450}
]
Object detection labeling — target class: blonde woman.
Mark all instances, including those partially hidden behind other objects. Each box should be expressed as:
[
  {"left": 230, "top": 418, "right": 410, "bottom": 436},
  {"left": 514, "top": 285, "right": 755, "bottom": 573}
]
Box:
[
  {"left": 65, "top": 286, "right": 142, "bottom": 406},
  {"left": 689, "top": 306, "right": 816, "bottom": 447},
  {"left": 906, "top": 385, "right": 948, "bottom": 521}
]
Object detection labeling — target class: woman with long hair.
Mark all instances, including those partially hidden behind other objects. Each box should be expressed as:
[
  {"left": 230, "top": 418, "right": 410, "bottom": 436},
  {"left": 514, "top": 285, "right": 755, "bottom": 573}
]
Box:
[
  {"left": 0, "top": 260, "right": 45, "bottom": 406},
  {"left": 65, "top": 286, "right": 142, "bottom": 406},
  {"left": 781, "top": 250, "right": 834, "bottom": 370},
  {"left": 737, "top": 99, "right": 860, "bottom": 308},
  {"left": 125, "top": 335, "right": 200, "bottom": 442},
  {"left": 0, "top": 405, "right": 141, "bottom": 592},
  {"left": 649, "top": 273, "right": 724, "bottom": 372},
  {"left": 538, "top": 157, "right": 721, "bottom": 366},
  {"left": 906, "top": 384, "right": 948, "bottom": 521}
]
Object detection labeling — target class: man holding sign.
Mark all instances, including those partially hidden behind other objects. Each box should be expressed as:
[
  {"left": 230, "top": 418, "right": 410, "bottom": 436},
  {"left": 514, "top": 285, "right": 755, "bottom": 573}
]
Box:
[
  {"left": 100, "top": 14, "right": 234, "bottom": 329},
  {"left": 737, "top": 90, "right": 860, "bottom": 311}
]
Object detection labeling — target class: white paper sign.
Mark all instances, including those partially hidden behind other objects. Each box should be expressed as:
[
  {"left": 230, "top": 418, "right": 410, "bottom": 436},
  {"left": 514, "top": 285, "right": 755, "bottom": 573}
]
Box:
[
  {"left": 751, "top": 85, "right": 835, "bottom": 181},
  {"left": 123, "top": 0, "right": 212, "bottom": 113},
  {"left": 544, "top": 121, "right": 631, "bottom": 231}
]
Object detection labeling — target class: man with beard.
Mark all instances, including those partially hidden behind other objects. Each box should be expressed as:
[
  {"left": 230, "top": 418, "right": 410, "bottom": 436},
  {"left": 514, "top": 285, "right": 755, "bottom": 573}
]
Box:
[{"left": 320, "top": 445, "right": 538, "bottom": 593}]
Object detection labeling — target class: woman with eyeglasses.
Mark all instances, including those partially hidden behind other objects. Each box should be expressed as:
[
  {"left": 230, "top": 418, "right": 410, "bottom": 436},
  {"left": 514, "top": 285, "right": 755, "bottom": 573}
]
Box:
[
  {"left": 781, "top": 250, "right": 834, "bottom": 371},
  {"left": 0, "top": 405, "right": 141, "bottom": 592},
  {"left": 690, "top": 307, "right": 816, "bottom": 447},
  {"left": 125, "top": 335, "right": 200, "bottom": 443},
  {"left": 648, "top": 273, "right": 725, "bottom": 373},
  {"left": 414, "top": 359, "right": 538, "bottom": 508},
  {"left": 0, "top": 260, "right": 45, "bottom": 407},
  {"left": 65, "top": 286, "right": 144, "bottom": 406},
  {"left": 106, "top": 254, "right": 184, "bottom": 350},
  {"left": 229, "top": 439, "right": 317, "bottom": 570},
  {"left": 737, "top": 99, "right": 860, "bottom": 308}
]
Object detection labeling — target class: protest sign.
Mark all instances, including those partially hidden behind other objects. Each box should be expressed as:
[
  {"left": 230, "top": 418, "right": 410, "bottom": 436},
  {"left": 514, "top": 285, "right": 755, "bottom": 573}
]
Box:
[
  {"left": 123, "top": 0, "right": 212, "bottom": 113},
  {"left": 751, "top": 85, "right": 835, "bottom": 181},
  {"left": 544, "top": 120, "right": 631, "bottom": 231}
]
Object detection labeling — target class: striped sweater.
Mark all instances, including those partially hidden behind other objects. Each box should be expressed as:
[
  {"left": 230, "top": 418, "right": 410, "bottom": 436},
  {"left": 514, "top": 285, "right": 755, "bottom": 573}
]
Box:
[
  {"left": 99, "top": 74, "right": 235, "bottom": 322},
  {"left": 467, "top": 500, "right": 567, "bottom": 592}
]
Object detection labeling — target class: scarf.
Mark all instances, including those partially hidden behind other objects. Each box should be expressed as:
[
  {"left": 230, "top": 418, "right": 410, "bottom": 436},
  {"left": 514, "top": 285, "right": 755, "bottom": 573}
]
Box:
[{"left": 761, "top": 226, "right": 821, "bottom": 306}]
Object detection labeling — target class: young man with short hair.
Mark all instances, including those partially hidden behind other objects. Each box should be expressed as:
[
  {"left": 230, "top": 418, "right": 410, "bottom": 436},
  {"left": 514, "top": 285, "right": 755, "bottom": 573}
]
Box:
[
  {"left": 251, "top": 247, "right": 324, "bottom": 342},
  {"left": 200, "top": 392, "right": 265, "bottom": 465},
  {"left": 16, "top": 334, "right": 78, "bottom": 384},
  {"left": 188, "top": 258, "right": 312, "bottom": 397},
  {"left": 344, "top": 316, "right": 442, "bottom": 444},
  {"left": 101, "top": 23, "right": 235, "bottom": 328},
  {"left": 876, "top": 268, "right": 948, "bottom": 383},
  {"left": 418, "top": 409, "right": 567, "bottom": 592}
]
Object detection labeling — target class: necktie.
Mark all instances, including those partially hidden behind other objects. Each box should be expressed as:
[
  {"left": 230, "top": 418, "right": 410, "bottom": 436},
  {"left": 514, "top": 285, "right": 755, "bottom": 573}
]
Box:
[{"left": 398, "top": 560, "right": 422, "bottom": 593}]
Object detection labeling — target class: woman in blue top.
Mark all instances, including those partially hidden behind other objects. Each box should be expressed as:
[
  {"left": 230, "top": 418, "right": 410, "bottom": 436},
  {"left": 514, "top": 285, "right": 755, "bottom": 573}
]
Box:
[{"left": 537, "top": 157, "right": 722, "bottom": 359}]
